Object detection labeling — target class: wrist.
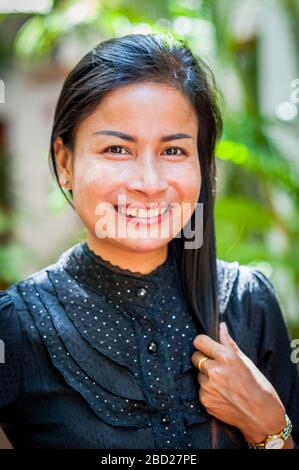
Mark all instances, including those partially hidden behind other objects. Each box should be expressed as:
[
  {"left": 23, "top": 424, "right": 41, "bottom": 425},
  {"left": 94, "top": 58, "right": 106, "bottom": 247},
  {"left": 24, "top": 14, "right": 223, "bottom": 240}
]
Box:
[
  {"left": 242, "top": 408, "right": 286, "bottom": 444},
  {"left": 282, "top": 435, "right": 294, "bottom": 449},
  {"left": 244, "top": 413, "right": 293, "bottom": 449}
]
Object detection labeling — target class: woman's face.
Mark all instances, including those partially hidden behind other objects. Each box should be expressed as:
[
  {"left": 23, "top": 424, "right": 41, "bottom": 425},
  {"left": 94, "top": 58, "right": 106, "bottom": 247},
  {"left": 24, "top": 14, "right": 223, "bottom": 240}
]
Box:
[{"left": 55, "top": 82, "right": 201, "bottom": 256}]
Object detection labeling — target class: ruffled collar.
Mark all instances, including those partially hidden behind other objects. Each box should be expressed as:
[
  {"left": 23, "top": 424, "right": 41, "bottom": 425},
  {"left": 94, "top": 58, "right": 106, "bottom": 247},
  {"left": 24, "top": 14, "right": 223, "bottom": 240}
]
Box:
[
  {"left": 82, "top": 241, "right": 173, "bottom": 278},
  {"left": 57, "top": 240, "right": 239, "bottom": 318},
  {"left": 60, "top": 241, "right": 176, "bottom": 310}
]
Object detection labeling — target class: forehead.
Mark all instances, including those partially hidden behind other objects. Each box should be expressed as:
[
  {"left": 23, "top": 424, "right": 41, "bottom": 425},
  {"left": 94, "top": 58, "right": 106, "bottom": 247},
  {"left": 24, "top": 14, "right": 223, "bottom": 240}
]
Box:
[{"left": 77, "top": 82, "right": 199, "bottom": 139}]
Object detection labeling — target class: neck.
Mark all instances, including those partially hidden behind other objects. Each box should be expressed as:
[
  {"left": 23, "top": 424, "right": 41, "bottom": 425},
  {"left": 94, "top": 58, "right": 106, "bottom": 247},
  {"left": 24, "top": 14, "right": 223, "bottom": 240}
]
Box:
[{"left": 86, "top": 234, "right": 168, "bottom": 275}]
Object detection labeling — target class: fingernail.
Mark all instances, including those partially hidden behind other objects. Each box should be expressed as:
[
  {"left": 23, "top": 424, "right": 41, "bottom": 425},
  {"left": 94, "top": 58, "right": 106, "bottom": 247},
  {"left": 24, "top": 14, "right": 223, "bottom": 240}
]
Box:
[{"left": 220, "top": 322, "right": 228, "bottom": 333}]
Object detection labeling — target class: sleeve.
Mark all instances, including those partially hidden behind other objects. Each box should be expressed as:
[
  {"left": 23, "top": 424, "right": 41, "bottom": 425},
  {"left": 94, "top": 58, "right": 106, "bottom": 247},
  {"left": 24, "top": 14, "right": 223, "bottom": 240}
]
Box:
[
  {"left": 0, "top": 290, "right": 23, "bottom": 429},
  {"left": 250, "top": 269, "right": 299, "bottom": 449}
]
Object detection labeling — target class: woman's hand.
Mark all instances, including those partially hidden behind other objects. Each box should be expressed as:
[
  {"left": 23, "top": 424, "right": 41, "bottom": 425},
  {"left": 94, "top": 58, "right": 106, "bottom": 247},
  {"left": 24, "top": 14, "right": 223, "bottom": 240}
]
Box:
[{"left": 191, "top": 322, "right": 290, "bottom": 445}]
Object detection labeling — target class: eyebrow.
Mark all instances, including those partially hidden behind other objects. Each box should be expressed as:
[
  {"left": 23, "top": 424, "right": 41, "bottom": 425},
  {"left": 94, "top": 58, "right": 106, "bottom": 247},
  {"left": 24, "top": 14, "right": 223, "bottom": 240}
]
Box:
[{"left": 92, "top": 130, "right": 193, "bottom": 142}]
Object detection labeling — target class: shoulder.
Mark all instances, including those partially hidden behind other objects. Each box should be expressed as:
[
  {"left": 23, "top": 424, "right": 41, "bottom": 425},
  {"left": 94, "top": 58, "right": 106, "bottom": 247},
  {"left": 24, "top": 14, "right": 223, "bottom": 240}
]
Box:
[
  {"left": 0, "top": 242, "right": 80, "bottom": 311},
  {"left": 217, "top": 258, "right": 283, "bottom": 318},
  {"left": 0, "top": 244, "right": 77, "bottom": 340},
  {"left": 217, "top": 265, "right": 299, "bottom": 448},
  {"left": 0, "top": 286, "right": 25, "bottom": 338},
  {"left": 217, "top": 258, "right": 292, "bottom": 362},
  {"left": 0, "top": 264, "right": 60, "bottom": 416},
  {"left": 0, "top": 288, "right": 26, "bottom": 410},
  {"left": 0, "top": 267, "right": 54, "bottom": 323},
  {"left": 0, "top": 250, "right": 74, "bottom": 401},
  {"left": 0, "top": 289, "right": 16, "bottom": 323}
]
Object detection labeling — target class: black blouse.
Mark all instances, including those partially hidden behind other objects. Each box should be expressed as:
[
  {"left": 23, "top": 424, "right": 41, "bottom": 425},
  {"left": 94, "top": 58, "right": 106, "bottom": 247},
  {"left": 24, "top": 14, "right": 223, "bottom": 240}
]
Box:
[{"left": 0, "top": 241, "right": 298, "bottom": 449}]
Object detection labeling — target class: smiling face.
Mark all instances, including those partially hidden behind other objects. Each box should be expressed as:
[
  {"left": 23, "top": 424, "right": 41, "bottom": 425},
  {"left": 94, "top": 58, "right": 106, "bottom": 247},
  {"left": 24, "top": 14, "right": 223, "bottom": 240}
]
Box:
[{"left": 54, "top": 81, "right": 201, "bottom": 269}]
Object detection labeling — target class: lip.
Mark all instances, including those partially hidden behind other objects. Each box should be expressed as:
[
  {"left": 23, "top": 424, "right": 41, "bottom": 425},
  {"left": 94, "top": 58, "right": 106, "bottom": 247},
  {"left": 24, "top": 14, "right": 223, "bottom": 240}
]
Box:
[
  {"left": 113, "top": 205, "right": 171, "bottom": 225},
  {"left": 118, "top": 202, "right": 169, "bottom": 211}
]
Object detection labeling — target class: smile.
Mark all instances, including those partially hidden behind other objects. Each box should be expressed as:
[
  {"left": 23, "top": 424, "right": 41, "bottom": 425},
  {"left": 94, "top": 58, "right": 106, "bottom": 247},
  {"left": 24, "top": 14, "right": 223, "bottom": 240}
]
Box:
[{"left": 113, "top": 205, "right": 171, "bottom": 224}]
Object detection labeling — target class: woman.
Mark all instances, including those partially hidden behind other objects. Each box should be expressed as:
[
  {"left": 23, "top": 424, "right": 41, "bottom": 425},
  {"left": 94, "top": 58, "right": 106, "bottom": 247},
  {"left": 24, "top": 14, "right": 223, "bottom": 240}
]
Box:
[{"left": 0, "top": 33, "right": 298, "bottom": 449}]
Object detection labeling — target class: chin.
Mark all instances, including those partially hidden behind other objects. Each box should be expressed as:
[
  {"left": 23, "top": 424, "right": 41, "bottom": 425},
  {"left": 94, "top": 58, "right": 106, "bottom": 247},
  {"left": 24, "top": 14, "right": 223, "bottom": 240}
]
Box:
[{"left": 113, "top": 237, "right": 170, "bottom": 253}]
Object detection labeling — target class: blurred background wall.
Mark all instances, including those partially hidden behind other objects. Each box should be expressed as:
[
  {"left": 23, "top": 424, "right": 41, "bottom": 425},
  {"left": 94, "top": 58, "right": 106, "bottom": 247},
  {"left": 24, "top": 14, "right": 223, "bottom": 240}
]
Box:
[{"left": 0, "top": 1, "right": 298, "bottom": 448}]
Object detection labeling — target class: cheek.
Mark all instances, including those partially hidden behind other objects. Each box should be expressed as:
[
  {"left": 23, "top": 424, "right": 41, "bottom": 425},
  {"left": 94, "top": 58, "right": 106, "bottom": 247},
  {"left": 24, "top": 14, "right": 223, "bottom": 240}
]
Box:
[
  {"left": 72, "top": 163, "right": 119, "bottom": 233},
  {"left": 175, "top": 164, "right": 201, "bottom": 203},
  {"left": 171, "top": 164, "right": 201, "bottom": 229},
  {"left": 72, "top": 161, "right": 119, "bottom": 205}
]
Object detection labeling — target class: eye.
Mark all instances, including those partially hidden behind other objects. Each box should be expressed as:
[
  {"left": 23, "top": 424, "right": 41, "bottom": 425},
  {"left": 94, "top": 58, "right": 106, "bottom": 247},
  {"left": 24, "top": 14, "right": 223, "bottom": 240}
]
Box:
[
  {"left": 104, "top": 145, "right": 130, "bottom": 155},
  {"left": 162, "top": 147, "right": 187, "bottom": 156},
  {"left": 103, "top": 145, "right": 187, "bottom": 157}
]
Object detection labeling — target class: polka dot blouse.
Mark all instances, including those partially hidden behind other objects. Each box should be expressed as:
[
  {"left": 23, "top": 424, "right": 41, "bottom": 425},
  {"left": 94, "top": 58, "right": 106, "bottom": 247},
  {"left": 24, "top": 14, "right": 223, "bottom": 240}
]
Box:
[{"left": 0, "top": 241, "right": 298, "bottom": 448}]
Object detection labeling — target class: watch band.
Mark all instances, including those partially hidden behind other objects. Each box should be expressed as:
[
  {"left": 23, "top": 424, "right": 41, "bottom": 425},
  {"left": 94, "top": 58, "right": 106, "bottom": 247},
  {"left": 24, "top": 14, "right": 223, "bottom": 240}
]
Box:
[{"left": 247, "top": 414, "right": 293, "bottom": 449}]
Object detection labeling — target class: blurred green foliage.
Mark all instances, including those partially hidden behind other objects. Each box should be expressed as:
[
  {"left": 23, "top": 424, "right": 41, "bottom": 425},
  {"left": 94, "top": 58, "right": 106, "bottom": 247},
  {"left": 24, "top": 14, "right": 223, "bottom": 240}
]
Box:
[{"left": 0, "top": 0, "right": 298, "bottom": 336}]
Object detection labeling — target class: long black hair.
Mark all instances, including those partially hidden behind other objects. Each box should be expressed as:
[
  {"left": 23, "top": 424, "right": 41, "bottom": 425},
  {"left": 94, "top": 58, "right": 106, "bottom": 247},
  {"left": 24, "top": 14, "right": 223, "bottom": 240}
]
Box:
[{"left": 49, "top": 32, "right": 225, "bottom": 448}]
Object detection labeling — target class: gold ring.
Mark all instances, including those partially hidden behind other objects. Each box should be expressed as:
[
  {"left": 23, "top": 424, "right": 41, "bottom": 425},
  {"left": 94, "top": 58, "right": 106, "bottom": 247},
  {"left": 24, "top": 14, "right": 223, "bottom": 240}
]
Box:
[{"left": 197, "top": 356, "right": 209, "bottom": 372}]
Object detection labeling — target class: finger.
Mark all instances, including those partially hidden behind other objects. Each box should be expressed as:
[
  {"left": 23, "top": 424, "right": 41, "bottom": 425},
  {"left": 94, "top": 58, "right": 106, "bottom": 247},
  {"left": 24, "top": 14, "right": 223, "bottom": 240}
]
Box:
[
  {"left": 191, "top": 351, "right": 212, "bottom": 375},
  {"left": 198, "top": 371, "right": 209, "bottom": 388},
  {"left": 219, "top": 322, "right": 239, "bottom": 352},
  {"left": 193, "top": 334, "right": 225, "bottom": 360},
  {"left": 198, "top": 357, "right": 209, "bottom": 375}
]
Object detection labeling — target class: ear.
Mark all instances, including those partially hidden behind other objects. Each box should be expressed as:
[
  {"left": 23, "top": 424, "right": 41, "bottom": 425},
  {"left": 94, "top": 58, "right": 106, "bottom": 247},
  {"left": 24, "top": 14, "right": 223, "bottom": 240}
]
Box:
[{"left": 53, "top": 136, "right": 73, "bottom": 189}]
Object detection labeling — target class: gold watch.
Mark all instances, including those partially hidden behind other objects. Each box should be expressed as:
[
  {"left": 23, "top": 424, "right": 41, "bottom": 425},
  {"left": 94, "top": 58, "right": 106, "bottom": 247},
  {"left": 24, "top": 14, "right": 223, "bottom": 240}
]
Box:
[{"left": 247, "top": 414, "right": 293, "bottom": 449}]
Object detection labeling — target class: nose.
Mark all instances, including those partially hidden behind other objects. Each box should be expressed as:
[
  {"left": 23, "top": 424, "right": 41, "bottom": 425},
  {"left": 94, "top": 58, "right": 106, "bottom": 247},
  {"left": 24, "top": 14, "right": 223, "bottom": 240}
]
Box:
[{"left": 126, "top": 157, "right": 168, "bottom": 196}]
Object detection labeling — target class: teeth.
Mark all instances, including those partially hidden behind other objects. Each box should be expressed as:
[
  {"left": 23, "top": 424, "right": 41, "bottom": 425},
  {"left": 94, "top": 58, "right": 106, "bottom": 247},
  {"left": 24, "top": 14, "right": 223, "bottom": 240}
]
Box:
[
  {"left": 118, "top": 206, "right": 127, "bottom": 215},
  {"left": 137, "top": 208, "right": 148, "bottom": 217},
  {"left": 117, "top": 206, "right": 168, "bottom": 218},
  {"left": 148, "top": 209, "right": 156, "bottom": 217},
  {"left": 130, "top": 208, "right": 138, "bottom": 217}
]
